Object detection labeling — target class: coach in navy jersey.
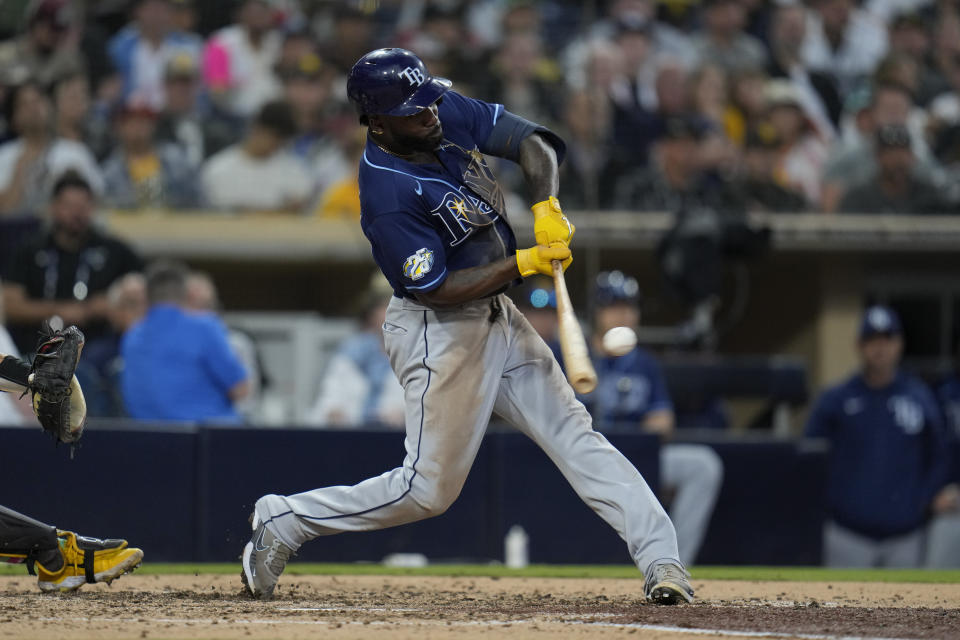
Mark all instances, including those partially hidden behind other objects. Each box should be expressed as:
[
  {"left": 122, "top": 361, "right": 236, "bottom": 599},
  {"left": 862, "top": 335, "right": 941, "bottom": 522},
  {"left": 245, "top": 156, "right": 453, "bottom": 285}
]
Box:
[{"left": 805, "top": 305, "right": 953, "bottom": 567}]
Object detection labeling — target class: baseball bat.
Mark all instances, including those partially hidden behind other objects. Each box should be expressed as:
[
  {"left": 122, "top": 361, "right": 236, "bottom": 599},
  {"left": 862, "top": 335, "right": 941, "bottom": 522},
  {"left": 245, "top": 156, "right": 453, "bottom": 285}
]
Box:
[{"left": 552, "top": 260, "right": 597, "bottom": 394}]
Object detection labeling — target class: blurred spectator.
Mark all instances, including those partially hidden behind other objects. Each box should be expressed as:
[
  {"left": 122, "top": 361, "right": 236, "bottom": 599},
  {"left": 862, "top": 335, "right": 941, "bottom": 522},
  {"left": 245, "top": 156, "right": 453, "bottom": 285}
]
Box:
[
  {"left": 839, "top": 124, "right": 948, "bottom": 214},
  {"left": 314, "top": 125, "right": 364, "bottom": 220},
  {"left": 304, "top": 288, "right": 403, "bottom": 429},
  {"left": 52, "top": 72, "right": 111, "bottom": 160},
  {"left": 927, "top": 44, "right": 960, "bottom": 164},
  {"left": 183, "top": 270, "right": 264, "bottom": 421},
  {"left": 806, "top": 305, "right": 953, "bottom": 567},
  {"left": 689, "top": 64, "right": 729, "bottom": 136},
  {"left": 652, "top": 59, "right": 691, "bottom": 120},
  {"left": 0, "top": 82, "right": 103, "bottom": 217},
  {"left": 170, "top": 0, "right": 198, "bottom": 34},
  {"left": 557, "top": 90, "right": 616, "bottom": 210},
  {"left": 274, "top": 29, "right": 317, "bottom": 75},
  {"left": 101, "top": 100, "right": 201, "bottom": 210},
  {"left": 553, "top": 271, "right": 723, "bottom": 566},
  {"left": 930, "top": 9, "right": 960, "bottom": 95},
  {"left": 484, "top": 31, "right": 561, "bottom": 128},
  {"left": 562, "top": 0, "right": 696, "bottom": 91},
  {"left": 74, "top": 272, "right": 147, "bottom": 418},
  {"left": 203, "top": 0, "right": 283, "bottom": 120},
  {"left": 764, "top": 79, "right": 829, "bottom": 205},
  {"left": 688, "top": 65, "right": 740, "bottom": 175},
  {"left": 614, "top": 116, "right": 741, "bottom": 212},
  {"left": 280, "top": 53, "right": 353, "bottom": 203},
  {"left": 155, "top": 53, "right": 239, "bottom": 167},
  {"left": 2, "top": 171, "right": 142, "bottom": 354},
  {"left": 887, "top": 11, "right": 944, "bottom": 106},
  {"left": 821, "top": 82, "right": 936, "bottom": 211},
  {"left": 0, "top": 0, "right": 85, "bottom": 88},
  {"left": 612, "top": 16, "right": 657, "bottom": 112},
  {"left": 108, "top": 0, "right": 203, "bottom": 110},
  {"left": 403, "top": 4, "right": 486, "bottom": 91},
  {"left": 766, "top": 2, "right": 842, "bottom": 134},
  {"left": 121, "top": 260, "right": 249, "bottom": 423},
  {"left": 579, "top": 37, "right": 657, "bottom": 176},
  {"left": 51, "top": 74, "right": 88, "bottom": 143},
  {"left": 316, "top": 5, "right": 375, "bottom": 75},
  {"left": 732, "top": 126, "right": 809, "bottom": 212},
  {"left": 201, "top": 100, "right": 311, "bottom": 212},
  {"left": 724, "top": 67, "right": 769, "bottom": 146},
  {"left": 694, "top": 0, "right": 768, "bottom": 73},
  {"left": 801, "top": 0, "right": 889, "bottom": 94}
]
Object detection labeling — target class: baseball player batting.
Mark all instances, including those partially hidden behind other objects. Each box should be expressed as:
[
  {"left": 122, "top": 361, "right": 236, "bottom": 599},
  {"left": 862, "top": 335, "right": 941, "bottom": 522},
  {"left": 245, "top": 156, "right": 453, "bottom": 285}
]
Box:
[{"left": 242, "top": 48, "right": 693, "bottom": 604}]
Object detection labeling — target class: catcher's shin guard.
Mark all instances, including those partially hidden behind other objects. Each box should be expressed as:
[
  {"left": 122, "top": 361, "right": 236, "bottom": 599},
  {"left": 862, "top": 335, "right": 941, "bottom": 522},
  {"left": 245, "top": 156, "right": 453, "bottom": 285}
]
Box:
[
  {"left": 0, "top": 506, "right": 60, "bottom": 556},
  {"left": 36, "top": 531, "right": 143, "bottom": 592},
  {"left": 0, "top": 505, "right": 60, "bottom": 570}
]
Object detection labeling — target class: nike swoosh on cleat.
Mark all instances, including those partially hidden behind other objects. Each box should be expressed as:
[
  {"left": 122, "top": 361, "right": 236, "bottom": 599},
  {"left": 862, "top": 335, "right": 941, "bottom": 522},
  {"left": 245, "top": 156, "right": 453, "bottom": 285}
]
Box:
[
  {"left": 254, "top": 528, "right": 268, "bottom": 552},
  {"left": 414, "top": 181, "right": 422, "bottom": 195}
]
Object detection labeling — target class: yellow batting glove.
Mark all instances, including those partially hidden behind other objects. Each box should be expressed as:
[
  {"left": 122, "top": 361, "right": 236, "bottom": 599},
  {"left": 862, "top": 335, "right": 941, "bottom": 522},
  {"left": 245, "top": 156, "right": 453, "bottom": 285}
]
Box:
[
  {"left": 516, "top": 242, "right": 572, "bottom": 277},
  {"left": 532, "top": 196, "right": 575, "bottom": 247}
]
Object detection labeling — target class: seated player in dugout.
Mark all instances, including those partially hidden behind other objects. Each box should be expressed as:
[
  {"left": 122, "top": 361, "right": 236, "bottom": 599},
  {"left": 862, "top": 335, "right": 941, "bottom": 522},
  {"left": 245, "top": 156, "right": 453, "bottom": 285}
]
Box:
[
  {"left": 242, "top": 48, "right": 694, "bottom": 605},
  {"left": 0, "top": 337, "right": 143, "bottom": 592}
]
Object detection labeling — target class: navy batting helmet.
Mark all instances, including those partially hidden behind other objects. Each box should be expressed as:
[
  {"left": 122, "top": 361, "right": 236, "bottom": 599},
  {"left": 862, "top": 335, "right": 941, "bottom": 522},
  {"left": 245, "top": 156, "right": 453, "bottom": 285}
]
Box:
[
  {"left": 346, "top": 48, "right": 452, "bottom": 121},
  {"left": 594, "top": 271, "right": 640, "bottom": 307}
]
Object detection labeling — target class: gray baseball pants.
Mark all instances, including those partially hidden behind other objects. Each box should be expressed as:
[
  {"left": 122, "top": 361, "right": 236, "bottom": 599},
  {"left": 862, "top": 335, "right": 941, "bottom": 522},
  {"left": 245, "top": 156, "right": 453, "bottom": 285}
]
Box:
[{"left": 256, "top": 294, "right": 681, "bottom": 574}]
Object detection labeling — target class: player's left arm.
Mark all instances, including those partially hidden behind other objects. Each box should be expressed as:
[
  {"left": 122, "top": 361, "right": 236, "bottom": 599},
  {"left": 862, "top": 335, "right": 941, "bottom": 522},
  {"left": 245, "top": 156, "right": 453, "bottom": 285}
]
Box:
[
  {"left": 447, "top": 92, "right": 573, "bottom": 247},
  {"left": 518, "top": 134, "right": 559, "bottom": 204},
  {"left": 519, "top": 134, "right": 574, "bottom": 248}
]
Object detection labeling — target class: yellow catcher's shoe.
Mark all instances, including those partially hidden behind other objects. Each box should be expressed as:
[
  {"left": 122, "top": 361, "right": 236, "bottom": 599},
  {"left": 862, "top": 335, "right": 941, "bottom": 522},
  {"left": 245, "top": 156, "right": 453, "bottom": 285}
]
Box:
[{"left": 37, "top": 530, "right": 144, "bottom": 593}]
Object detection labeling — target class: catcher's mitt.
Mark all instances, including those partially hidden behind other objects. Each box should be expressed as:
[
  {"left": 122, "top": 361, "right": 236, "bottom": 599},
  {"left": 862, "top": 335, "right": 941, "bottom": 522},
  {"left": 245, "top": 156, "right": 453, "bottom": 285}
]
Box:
[{"left": 29, "top": 324, "right": 87, "bottom": 444}]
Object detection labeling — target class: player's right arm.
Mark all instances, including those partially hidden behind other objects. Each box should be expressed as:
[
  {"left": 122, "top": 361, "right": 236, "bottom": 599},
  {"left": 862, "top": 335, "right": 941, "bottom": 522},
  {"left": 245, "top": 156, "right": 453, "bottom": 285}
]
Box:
[{"left": 367, "top": 211, "right": 570, "bottom": 309}]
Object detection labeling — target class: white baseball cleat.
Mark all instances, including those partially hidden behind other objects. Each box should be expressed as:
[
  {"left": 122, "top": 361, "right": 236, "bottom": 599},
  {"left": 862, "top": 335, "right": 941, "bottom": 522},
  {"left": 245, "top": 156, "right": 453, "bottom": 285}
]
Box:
[
  {"left": 644, "top": 562, "right": 695, "bottom": 605},
  {"left": 240, "top": 511, "right": 293, "bottom": 600}
]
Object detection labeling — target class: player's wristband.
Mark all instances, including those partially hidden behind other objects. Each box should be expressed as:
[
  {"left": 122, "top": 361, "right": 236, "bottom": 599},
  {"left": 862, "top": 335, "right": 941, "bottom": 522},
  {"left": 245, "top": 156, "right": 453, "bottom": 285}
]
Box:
[
  {"left": 531, "top": 196, "right": 563, "bottom": 220},
  {"left": 516, "top": 249, "right": 538, "bottom": 278}
]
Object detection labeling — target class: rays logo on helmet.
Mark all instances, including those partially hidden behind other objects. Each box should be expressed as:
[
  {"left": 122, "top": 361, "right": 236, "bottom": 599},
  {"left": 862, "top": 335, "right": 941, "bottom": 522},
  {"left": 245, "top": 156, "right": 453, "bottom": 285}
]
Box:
[
  {"left": 403, "top": 248, "right": 434, "bottom": 281},
  {"left": 399, "top": 66, "right": 426, "bottom": 87}
]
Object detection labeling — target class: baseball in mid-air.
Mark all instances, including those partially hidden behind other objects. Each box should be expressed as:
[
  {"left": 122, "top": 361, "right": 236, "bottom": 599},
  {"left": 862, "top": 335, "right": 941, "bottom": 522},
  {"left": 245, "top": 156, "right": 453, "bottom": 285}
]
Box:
[{"left": 602, "top": 326, "right": 637, "bottom": 357}]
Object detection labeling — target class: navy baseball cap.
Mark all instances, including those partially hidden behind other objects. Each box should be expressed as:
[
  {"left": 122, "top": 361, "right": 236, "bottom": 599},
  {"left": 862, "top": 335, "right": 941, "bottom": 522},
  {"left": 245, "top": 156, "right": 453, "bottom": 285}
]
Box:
[
  {"left": 347, "top": 48, "right": 451, "bottom": 119},
  {"left": 859, "top": 305, "right": 902, "bottom": 340},
  {"left": 594, "top": 271, "right": 640, "bottom": 307}
]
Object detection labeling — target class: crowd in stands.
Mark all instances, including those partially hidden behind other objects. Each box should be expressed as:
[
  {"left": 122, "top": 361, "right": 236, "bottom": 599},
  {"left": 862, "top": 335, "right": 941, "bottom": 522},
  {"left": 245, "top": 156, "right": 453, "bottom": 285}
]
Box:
[{"left": 0, "top": 0, "right": 956, "bottom": 219}]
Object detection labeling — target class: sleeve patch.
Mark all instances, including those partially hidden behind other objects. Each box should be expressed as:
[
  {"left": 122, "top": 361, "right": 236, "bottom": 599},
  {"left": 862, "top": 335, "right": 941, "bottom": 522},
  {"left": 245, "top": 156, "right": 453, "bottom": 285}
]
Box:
[{"left": 403, "top": 248, "right": 435, "bottom": 281}]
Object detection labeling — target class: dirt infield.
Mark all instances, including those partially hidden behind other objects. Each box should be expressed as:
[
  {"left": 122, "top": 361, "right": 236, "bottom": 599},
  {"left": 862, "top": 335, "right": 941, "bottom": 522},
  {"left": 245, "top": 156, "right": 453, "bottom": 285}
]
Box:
[{"left": 1, "top": 573, "right": 958, "bottom": 640}]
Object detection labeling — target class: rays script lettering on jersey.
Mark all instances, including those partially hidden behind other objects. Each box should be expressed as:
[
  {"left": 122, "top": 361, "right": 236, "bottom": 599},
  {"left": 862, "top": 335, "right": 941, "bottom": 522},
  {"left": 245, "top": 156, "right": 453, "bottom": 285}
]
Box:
[
  {"left": 430, "top": 192, "right": 496, "bottom": 246},
  {"left": 399, "top": 66, "right": 425, "bottom": 87}
]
